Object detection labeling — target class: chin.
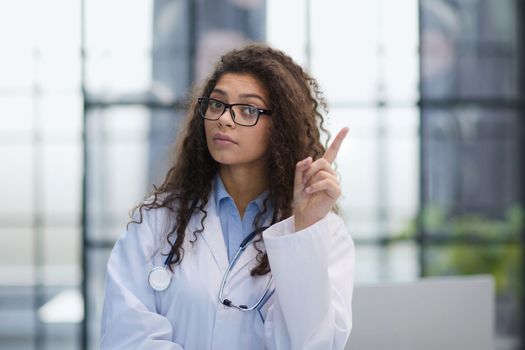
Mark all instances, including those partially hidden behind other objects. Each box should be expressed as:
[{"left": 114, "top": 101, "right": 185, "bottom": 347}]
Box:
[
  {"left": 208, "top": 149, "right": 267, "bottom": 169},
  {"left": 210, "top": 152, "right": 236, "bottom": 165}
]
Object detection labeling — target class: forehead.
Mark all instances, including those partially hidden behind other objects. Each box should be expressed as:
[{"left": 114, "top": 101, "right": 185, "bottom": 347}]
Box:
[{"left": 213, "top": 73, "right": 268, "bottom": 100}]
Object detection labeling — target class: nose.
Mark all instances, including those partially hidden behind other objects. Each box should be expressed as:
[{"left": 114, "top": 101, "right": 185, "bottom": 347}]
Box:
[{"left": 217, "top": 107, "right": 235, "bottom": 127}]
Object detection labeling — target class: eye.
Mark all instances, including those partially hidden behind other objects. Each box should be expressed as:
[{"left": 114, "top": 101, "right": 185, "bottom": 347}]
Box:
[
  {"left": 210, "top": 100, "right": 224, "bottom": 110},
  {"left": 240, "top": 105, "right": 259, "bottom": 116}
]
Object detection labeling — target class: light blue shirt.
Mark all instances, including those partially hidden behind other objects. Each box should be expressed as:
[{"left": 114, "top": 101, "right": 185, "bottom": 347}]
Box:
[{"left": 214, "top": 175, "right": 273, "bottom": 262}]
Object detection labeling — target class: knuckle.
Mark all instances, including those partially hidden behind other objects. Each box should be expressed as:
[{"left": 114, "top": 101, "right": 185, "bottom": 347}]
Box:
[{"left": 321, "top": 170, "right": 332, "bottom": 177}]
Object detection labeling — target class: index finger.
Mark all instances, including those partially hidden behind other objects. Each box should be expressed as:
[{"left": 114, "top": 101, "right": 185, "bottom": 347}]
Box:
[{"left": 323, "top": 127, "right": 349, "bottom": 164}]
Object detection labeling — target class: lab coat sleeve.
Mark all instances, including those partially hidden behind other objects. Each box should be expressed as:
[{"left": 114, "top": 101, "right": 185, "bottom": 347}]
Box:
[
  {"left": 101, "top": 210, "right": 184, "bottom": 350},
  {"left": 261, "top": 212, "right": 354, "bottom": 350}
]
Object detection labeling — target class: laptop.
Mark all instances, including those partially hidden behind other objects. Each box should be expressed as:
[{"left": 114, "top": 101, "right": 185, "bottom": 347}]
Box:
[{"left": 346, "top": 275, "right": 494, "bottom": 350}]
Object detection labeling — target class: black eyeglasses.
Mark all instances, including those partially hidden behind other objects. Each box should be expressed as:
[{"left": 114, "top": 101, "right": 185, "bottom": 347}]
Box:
[{"left": 197, "top": 97, "right": 272, "bottom": 127}]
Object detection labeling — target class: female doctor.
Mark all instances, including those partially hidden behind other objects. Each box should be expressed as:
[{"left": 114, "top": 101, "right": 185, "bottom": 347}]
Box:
[{"left": 101, "top": 44, "right": 355, "bottom": 350}]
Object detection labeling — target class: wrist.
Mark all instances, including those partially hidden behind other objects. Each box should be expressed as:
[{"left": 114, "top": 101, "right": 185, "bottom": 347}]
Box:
[{"left": 294, "top": 214, "right": 311, "bottom": 232}]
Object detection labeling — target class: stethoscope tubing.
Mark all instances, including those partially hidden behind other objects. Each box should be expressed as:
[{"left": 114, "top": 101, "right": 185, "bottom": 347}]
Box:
[
  {"left": 217, "top": 226, "right": 272, "bottom": 311},
  {"left": 149, "top": 225, "right": 273, "bottom": 311}
]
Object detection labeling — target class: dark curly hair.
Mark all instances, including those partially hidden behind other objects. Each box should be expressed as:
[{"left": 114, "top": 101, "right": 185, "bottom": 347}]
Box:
[{"left": 130, "top": 43, "right": 329, "bottom": 276}]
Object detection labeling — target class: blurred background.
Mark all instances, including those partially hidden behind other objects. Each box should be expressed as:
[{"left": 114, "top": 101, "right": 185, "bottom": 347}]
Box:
[{"left": 0, "top": 0, "right": 522, "bottom": 349}]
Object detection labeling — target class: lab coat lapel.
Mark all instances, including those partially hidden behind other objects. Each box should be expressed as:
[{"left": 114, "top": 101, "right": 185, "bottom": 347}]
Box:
[
  {"left": 229, "top": 217, "right": 272, "bottom": 278},
  {"left": 198, "top": 192, "right": 229, "bottom": 273}
]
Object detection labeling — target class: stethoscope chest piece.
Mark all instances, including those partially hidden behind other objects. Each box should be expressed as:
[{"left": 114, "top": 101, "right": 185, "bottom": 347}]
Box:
[{"left": 148, "top": 266, "right": 172, "bottom": 291}]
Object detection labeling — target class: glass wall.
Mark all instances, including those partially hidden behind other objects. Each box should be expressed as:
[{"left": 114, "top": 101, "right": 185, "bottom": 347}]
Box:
[
  {"left": 0, "top": 1, "right": 83, "bottom": 349},
  {"left": 0, "top": 0, "right": 522, "bottom": 349},
  {"left": 83, "top": 1, "right": 156, "bottom": 344},
  {"left": 420, "top": 0, "right": 522, "bottom": 348}
]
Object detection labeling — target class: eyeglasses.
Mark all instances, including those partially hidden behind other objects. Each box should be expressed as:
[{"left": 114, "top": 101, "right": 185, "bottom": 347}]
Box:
[{"left": 198, "top": 97, "right": 272, "bottom": 127}]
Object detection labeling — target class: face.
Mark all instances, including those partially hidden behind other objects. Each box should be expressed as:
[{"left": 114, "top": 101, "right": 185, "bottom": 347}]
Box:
[{"left": 204, "top": 73, "right": 271, "bottom": 171}]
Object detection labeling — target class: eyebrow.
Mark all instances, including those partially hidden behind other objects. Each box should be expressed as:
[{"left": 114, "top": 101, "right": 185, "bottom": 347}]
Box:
[{"left": 211, "top": 88, "right": 268, "bottom": 105}]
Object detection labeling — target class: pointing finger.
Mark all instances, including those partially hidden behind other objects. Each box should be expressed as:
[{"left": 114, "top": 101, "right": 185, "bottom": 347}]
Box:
[{"left": 323, "top": 127, "right": 349, "bottom": 164}]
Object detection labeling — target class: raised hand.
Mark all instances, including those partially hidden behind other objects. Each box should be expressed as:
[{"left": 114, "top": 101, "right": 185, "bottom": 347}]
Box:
[{"left": 293, "top": 127, "right": 349, "bottom": 231}]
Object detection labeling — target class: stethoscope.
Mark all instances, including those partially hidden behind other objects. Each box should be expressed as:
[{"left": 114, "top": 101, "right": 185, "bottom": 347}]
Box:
[{"left": 148, "top": 226, "right": 274, "bottom": 312}]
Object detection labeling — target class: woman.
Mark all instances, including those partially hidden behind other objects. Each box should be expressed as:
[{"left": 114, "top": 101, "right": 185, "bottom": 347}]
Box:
[{"left": 101, "top": 44, "right": 354, "bottom": 350}]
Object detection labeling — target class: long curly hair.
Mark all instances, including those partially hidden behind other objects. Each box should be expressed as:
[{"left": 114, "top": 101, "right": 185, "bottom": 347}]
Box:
[{"left": 130, "top": 43, "right": 329, "bottom": 276}]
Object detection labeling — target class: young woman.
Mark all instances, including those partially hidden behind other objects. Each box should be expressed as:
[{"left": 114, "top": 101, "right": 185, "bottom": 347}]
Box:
[{"left": 101, "top": 44, "right": 354, "bottom": 350}]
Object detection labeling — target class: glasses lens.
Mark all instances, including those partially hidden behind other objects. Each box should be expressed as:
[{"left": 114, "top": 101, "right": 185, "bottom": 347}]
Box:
[
  {"left": 232, "top": 105, "right": 259, "bottom": 126},
  {"left": 200, "top": 98, "right": 224, "bottom": 120}
]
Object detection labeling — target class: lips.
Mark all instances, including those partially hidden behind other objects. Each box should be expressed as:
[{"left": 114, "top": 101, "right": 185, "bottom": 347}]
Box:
[{"left": 213, "top": 133, "right": 237, "bottom": 144}]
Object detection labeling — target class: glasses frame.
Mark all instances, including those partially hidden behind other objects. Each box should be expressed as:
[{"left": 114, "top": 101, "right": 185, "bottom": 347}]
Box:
[{"left": 197, "top": 97, "right": 272, "bottom": 127}]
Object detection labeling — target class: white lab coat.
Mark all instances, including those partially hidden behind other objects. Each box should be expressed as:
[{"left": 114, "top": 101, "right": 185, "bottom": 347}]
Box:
[{"left": 101, "top": 190, "right": 355, "bottom": 350}]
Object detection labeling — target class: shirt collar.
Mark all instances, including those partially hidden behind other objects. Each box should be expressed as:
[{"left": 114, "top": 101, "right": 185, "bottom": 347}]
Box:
[{"left": 213, "top": 174, "right": 269, "bottom": 212}]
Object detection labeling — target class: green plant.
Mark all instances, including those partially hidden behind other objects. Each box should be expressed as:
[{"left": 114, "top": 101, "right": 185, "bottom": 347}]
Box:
[{"left": 395, "top": 203, "right": 523, "bottom": 296}]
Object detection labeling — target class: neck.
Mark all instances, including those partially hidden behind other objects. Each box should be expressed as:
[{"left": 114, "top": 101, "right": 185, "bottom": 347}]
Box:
[{"left": 218, "top": 165, "right": 268, "bottom": 218}]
